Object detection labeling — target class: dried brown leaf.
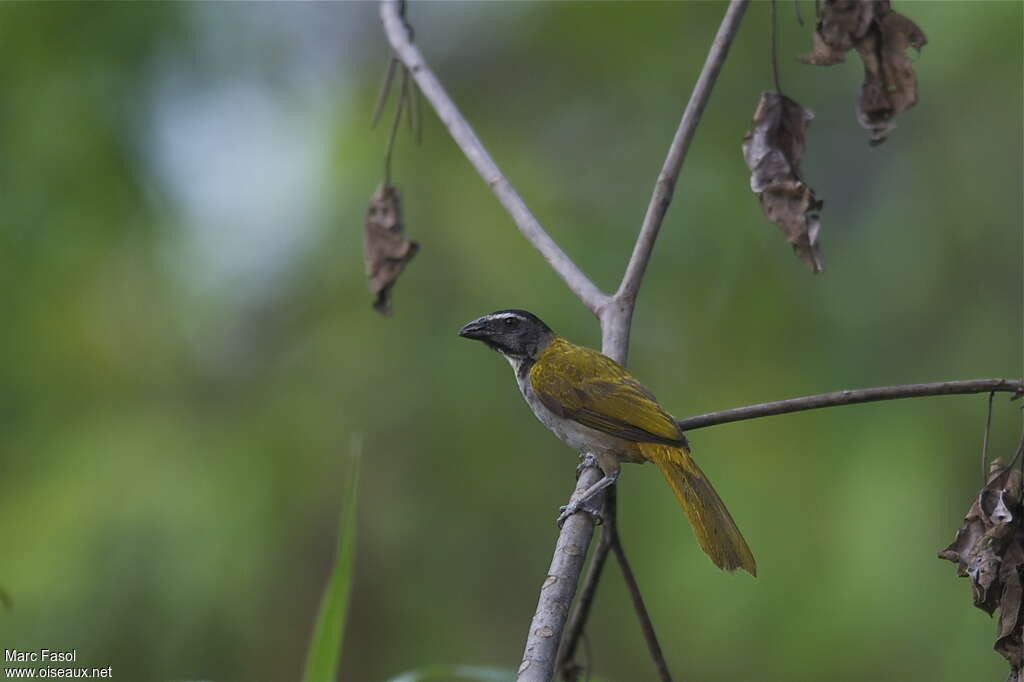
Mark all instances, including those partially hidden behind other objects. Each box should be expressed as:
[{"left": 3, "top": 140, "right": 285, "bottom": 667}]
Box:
[
  {"left": 800, "top": 0, "right": 926, "bottom": 144},
  {"left": 939, "top": 459, "right": 1024, "bottom": 681},
  {"left": 937, "top": 491, "right": 986, "bottom": 576},
  {"left": 856, "top": 6, "right": 927, "bottom": 144},
  {"left": 364, "top": 183, "right": 419, "bottom": 316},
  {"left": 742, "top": 92, "right": 824, "bottom": 273}
]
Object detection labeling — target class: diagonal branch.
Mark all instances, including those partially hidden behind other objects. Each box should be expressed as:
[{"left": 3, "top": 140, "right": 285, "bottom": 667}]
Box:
[
  {"left": 675, "top": 378, "right": 1024, "bottom": 432},
  {"left": 556, "top": 522, "right": 612, "bottom": 682},
  {"left": 605, "top": 487, "right": 672, "bottom": 682},
  {"left": 616, "top": 0, "right": 750, "bottom": 305},
  {"left": 612, "top": 538, "right": 672, "bottom": 682},
  {"left": 519, "top": 466, "right": 603, "bottom": 682},
  {"left": 379, "top": 0, "right": 608, "bottom": 314}
]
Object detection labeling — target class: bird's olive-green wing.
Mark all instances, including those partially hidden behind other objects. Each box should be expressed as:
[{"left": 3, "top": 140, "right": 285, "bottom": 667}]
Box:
[{"left": 530, "top": 338, "right": 684, "bottom": 445}]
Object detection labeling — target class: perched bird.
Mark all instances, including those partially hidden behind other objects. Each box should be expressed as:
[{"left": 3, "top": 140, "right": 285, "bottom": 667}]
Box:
[{"left": 458, "top": 309, "right": 756, "bottom": 575}]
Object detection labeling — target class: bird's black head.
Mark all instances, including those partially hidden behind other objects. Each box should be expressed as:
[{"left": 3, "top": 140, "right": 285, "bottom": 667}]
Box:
[{"left": 457, "top": 309, "right": 554, "bottom": 360}]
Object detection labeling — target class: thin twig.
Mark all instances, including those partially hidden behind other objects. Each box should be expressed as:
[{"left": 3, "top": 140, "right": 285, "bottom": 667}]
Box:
[
  {"left": 371, "top": 57, "right": 398, "bottom": 128},
  {"left": 1011, "top": 417, "right": 1024, "bottom": 470},
  {"left": 615, "top": 0, "right": 749, "bottom": 307},
  {"left": 770, "top": 0, "right": 783, "bottom": 93},
  {"left": 379, "top": 0, "right": 608, "bottom": 314},
  {"left": 675, "top": 378, "right": 1024, "bottom": 432},
  {"left": 982, "top": 391, "right": 995, "bottom": 482},
  {"left": 412, "top": 76, "right": 423, "bottom": 144},
  {"left": 611, "top": 543, "right": 671, "bottom": 681},
  {"left": 580, "top": 631, "right": 591, "bottom": 682},
  {"left": 401, "top": 69, "right": 413, "bottom": 134},
  {"left": 382, "top": 74, "right": 406, "bottom": 185},
  {"left": 606, "top": 488, "right": 673, "bottom": 682},
  {"left": 605, "top": 0, "right": 750, "bottom": 361}
]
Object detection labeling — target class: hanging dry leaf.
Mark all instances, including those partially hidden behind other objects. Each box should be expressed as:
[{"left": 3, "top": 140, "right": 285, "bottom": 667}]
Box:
[
  {"left": 856, "top": 8, "right": 927, "bottom": 144},
  {"left": 939, "top": 458, "right": 1024, "bottom": 682},
  {"left": 800, "top": 0, "right": 926, "bottom": 144},
  {"left": 363, "top": 183, "right": 419, "bottom": 316},
  {"left": 742, "top": 92, "right": 824, "bottom": 273}
]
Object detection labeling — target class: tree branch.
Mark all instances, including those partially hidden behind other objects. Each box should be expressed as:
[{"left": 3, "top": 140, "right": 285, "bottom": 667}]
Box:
[
  {"left": 675, "top": 378, "right": 1024, "bottom": 432},
  {"left": 616, "top": 0, "right": 750, "bottom": 307},
  {"left": 605, "top": 488, "right": 673, "bottom": 682},
  {"left": 518, "top": 467, "right": 602, "bottom": 682},
  {"left": 379, "top": 0, "right": 608, "bottom": 314},
  {"left": 555, "top": 522, "right": 612, "bottom": 682},
  {"left": 612, "top": 539, "right": 672, "bottom": 682}
]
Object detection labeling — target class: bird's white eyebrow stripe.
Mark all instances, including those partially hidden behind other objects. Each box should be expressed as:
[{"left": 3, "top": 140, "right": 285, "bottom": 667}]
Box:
[{"left": 486, "top": 312, "right": 523, "bottom": 322}]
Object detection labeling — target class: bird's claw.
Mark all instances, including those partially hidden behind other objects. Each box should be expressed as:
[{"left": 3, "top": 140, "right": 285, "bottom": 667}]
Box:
[
  {"left": 556, "top": 497, "right": 604, "bottom": 528},
  {"left": 575, "top": 453, "right": 599, "bottom": 479}
]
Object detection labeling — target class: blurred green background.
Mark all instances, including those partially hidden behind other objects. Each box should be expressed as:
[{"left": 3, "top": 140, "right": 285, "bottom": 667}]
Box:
[{"left": 0, "top": 2, "right": 1021, "bottom": 681}]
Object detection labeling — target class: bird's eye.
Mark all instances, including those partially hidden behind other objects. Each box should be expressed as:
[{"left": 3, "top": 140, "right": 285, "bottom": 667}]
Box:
[{"left": 504, "top": 317, "right": 520, "bottom": 329}]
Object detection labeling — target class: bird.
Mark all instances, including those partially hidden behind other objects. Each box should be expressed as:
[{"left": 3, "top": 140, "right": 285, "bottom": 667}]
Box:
[{"left": 458, "top": 309, "right": 756, "bottom": 576}]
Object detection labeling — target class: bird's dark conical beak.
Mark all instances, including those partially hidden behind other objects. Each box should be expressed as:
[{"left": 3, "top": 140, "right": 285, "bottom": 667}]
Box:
[{"left": 457, "top": 317, "right": 488, "bottom": 340}]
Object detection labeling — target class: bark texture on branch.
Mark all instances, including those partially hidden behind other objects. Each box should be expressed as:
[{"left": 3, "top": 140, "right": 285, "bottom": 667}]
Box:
[{"left": 518, "top": 467, "right": 601, "bottom": 682}]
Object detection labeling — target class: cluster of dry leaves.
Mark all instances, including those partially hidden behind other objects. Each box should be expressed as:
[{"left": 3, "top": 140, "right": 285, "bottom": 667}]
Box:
[
  {"left": 743, "top": 0, "right": 926, "bottom": 272},
  {"left": 801, "top": 0, "right": 927, "bottom": 144},
  {"left": 939, "top": 458, "right": 1024, "bottom": 682}
]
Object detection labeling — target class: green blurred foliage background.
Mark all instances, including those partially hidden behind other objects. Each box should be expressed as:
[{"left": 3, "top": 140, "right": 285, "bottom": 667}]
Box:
[{"left": 0, "top": 2, "right": 1020, "bottom": 681}]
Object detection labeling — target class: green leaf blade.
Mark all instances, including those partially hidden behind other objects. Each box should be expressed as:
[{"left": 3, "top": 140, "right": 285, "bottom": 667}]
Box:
[{"left": 302, "top": 447, "right": 361, "bottom": 682}]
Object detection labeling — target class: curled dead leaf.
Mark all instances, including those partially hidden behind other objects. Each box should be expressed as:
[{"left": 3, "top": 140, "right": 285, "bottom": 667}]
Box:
[
  {"left": 364, "top": 183, "right": 419, "bottom": 316},
  {"left": 856, "top": 8, "right": 926, "bottom": 144},
  {"left": 800, "top": 0, "right": 926, "bottom": 144},
  {"left": 742, "top": 92, "right": 824, "bottom": 273},
  {"left": 939, "top": 459, "right": 1023, "bottom": 681}
]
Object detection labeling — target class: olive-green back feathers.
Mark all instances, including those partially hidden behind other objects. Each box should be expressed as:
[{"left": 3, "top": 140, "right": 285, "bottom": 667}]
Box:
[{"left": 529, "top": 337, "right": 685, "bottom": 446}]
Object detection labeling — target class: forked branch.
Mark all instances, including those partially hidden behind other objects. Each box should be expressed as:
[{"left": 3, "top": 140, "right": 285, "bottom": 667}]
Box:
[{"left": 380, "top": 2, "right": 751, "bottom": 680}]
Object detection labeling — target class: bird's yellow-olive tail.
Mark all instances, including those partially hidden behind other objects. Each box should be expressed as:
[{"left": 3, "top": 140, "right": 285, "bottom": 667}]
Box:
[{"left": 639, "top": 443, "right": 756, "bottom": 576}]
